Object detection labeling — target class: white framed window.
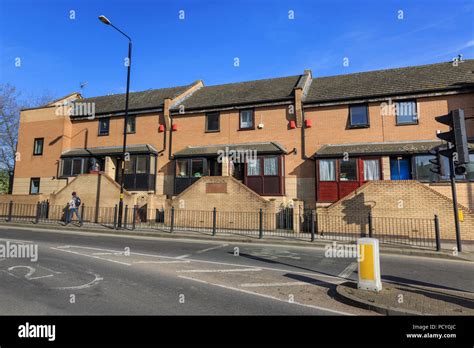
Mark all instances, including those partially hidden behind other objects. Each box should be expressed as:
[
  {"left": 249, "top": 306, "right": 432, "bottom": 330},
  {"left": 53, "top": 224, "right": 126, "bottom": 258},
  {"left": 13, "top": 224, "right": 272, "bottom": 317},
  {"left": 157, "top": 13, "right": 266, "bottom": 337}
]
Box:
[{"left": 239, "top": 109, "right": 254, "bottom": 129}]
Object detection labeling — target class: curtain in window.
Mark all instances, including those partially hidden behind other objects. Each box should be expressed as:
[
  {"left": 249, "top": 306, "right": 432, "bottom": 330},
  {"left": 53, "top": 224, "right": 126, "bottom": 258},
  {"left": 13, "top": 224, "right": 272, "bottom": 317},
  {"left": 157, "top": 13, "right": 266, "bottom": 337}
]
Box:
[
  {"left": 247, "top": 158, "right": 260, "bottom": 176},
  {"left": 264, "top": 157, "right": 278, "bottom": 175},
  {"left": 319, "top": 160, "right": 336, "bottom": 181},
  {"left": 363, "top": 159, "right": 380, "bottom": 180}
]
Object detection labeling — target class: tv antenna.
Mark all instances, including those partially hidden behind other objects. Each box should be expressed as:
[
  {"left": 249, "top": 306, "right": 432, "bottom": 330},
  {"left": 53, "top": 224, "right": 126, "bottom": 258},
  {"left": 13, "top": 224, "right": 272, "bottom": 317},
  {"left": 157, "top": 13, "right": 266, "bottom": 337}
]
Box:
[{"left": 80, "top": 82, "right": 88, "bottom": 96}]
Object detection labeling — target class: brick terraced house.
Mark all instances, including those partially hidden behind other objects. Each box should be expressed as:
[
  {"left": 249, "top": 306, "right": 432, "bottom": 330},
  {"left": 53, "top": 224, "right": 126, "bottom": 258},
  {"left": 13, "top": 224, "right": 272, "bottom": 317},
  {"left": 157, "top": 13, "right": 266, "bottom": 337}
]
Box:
[{"left": 8, "top": 60, "right": 474, "bottom": 217}]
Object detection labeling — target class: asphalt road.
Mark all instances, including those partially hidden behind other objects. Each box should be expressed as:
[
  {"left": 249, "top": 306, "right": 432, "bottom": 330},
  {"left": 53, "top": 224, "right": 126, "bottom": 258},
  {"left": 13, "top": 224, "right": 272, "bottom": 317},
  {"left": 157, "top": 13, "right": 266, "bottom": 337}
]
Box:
[{"left": 0, "top": 225, "right": 473, "bottom": 315}]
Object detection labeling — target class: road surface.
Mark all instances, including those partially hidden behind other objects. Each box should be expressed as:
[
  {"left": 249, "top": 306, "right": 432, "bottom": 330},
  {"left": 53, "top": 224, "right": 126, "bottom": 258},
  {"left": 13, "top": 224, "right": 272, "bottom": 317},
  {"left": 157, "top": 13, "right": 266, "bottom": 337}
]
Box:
[{"left": 0, "top": 225, "right": 472, "bottom": 315}]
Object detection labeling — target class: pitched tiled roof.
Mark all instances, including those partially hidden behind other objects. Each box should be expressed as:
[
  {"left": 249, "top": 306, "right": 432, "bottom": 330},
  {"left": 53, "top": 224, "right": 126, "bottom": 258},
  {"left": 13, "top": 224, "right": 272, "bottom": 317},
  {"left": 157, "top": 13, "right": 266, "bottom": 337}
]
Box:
[
  {"left": 171, "top": 75, "right": 302, "bottom": 112},
  {"left": 75, "top": 84, "right": 193, "bottom": 116},
  {"left": 306, "top": 60, "right": 474, "bottom": 104},
  {"left": 173, "top": 142, "right": 287, "bottom": 157}
]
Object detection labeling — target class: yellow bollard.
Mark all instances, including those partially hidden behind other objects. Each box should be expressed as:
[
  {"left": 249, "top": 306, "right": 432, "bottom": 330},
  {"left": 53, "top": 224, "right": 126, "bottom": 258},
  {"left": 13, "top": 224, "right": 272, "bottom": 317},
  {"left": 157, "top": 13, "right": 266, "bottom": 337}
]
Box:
[{"left": 357, "top": 238, "right": 382, "bottom": 292}]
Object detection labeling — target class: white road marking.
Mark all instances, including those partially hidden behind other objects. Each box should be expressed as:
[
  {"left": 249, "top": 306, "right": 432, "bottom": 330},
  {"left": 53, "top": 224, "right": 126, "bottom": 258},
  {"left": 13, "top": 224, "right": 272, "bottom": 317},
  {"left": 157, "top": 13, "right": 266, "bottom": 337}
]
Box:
[
  {"left": 178, "top": 268, "right": 262, "bottom": 273},
  {"left": 178, "top": 275, "right": 354, "bottom": 316},
  {"left": 53, "top": 273, "right": 103, "bottom": 290},
  {"left": 50, "top": 247, "right": 132, "bottom": 266},
  {"left": 7, "top": 265, "right": 54, "bottom": 280},
  {"left": 0, "top": 238, "right": 34, "bottom": 244},
  {"left": 176, "top": 254, "right": 191, "bottom": 259},
  {"left": 133, "top": 260, "right": 190, "bottom": 264},
  {"left": 91, "top": 252, "right": 125, "bottom": 256},
  {"left": 338, "top": 262, "right": 358, "bottom": 278},
  {"left": 195, "top": 244, "right": 229, "bottom": 254},
  {"left": 50, "top": 244, "right": 343, "bottom": 281}
]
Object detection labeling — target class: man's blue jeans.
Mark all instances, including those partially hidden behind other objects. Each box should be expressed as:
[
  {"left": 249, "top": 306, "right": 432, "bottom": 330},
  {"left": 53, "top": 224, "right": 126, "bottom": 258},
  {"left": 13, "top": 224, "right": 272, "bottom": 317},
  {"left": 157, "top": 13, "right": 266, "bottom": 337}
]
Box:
[{"left": 67, "top": 208, "right": 82, "bottom": 224}]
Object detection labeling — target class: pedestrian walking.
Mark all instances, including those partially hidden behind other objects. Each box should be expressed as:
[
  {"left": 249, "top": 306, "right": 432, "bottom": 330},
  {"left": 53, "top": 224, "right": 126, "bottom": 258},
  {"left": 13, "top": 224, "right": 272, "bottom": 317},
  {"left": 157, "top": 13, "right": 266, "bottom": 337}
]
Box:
[{"left": 66, "top": 191, "right": 83, "bottom": 226}]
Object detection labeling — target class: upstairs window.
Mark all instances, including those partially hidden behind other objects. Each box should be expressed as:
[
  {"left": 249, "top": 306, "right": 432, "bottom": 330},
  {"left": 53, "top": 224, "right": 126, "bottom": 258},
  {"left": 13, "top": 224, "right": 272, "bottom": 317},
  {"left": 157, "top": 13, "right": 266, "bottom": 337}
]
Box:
[
  {"left": 396, "top": 100, "right": 418, "bottom": 125},
  {"left": 349, "top": 104, "right": 369, "bottom": 128},
  {"left": 206, "top": 112, "right": 220, "bottom": 132},
  {"left": 99, "top": 118, "right": 110, "bottom": 136},
  {"left": 239, "top": 109, "right": 254, "bottom": 130},
  {"left": 126, "top": 116, "right": 136, "bottom": 134},
  {"left": 33, "top": 138, "right": 44, "bottom": 155}
]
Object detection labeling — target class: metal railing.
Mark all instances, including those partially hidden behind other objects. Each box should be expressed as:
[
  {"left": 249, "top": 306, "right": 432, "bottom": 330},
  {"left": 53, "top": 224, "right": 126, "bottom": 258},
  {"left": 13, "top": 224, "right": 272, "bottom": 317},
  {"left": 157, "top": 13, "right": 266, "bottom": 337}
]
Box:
[{"left": 0, "top": 201, "right": 441, "bottom": 250}]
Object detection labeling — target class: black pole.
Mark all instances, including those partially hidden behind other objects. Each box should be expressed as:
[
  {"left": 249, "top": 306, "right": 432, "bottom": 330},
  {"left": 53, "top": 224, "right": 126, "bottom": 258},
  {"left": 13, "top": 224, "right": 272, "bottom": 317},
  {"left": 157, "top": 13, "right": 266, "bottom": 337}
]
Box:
[
  {"left": 212, "top": 207, "right": 217, "bottom": 236},
  {"left": 434, "top": 214, "right": 441, "bottom": 252},
  {"left": 123, "top": 205, "right": 128, "bottom": 229},
  {"left": 448, "top": 157, "right": 462, "bottom": 252},
  {"left": 113, "top": 204, "right": 118, "bottom": 230},
  {"left": 368, "top": 211, "right": 373, "bottom": 238},
  {"left": 259, "top": 209, "right": 263, "bottom": 239},
  {"left": 7, "top": 200, "right": 13, "bottom": 222},
  {"left": 310, "top": 210, "right": 315, "bottom": 242},
  {"left": 170, "top": 206, "right": 175, "bottom": 233},
  {"left": 35, "top": 202, "right": 40, "bottom": 224},
  {"left": 132, "top": 205, "right": 137, "bottom": 230},
  {"left": 117, "top": 40, "right": 132, "bottom": 229}
]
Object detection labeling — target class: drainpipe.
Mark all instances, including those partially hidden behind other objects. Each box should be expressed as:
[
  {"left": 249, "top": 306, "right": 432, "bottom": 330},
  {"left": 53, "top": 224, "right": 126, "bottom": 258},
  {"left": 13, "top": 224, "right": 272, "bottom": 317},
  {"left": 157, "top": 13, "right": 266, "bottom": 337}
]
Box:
[
  {"left": 301, "top": 109, "right": 318, "bottom": 208},
  {"left": 301, "top": 109, "right": 313, "bottom": 161},
  {"left": 168, "top": 115, "right": 174, "bottom": 161},
  {"left": 158, "top": 119, "right": 167, "bottom": 155}
]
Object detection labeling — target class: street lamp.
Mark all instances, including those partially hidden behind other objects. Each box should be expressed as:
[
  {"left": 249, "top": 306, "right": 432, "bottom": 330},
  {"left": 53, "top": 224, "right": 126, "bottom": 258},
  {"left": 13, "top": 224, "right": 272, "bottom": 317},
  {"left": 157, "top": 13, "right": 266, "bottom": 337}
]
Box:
[{"left": 98, "top": 15, "right": 132, "bottom": 229}]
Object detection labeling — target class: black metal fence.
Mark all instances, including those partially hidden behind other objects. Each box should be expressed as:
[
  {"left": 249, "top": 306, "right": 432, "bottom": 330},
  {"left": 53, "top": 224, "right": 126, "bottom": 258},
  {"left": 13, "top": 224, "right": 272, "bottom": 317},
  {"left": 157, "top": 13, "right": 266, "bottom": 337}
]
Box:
[{"left": 0, "top": 201, "right": 441, "bottom": 250}]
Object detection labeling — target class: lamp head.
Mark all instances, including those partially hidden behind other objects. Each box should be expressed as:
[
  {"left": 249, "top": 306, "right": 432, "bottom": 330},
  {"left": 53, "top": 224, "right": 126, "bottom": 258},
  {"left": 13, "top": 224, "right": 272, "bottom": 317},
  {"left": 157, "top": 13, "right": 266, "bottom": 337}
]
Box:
[{"left": 98, "top": 15, "right": 111, "bottom": 25}]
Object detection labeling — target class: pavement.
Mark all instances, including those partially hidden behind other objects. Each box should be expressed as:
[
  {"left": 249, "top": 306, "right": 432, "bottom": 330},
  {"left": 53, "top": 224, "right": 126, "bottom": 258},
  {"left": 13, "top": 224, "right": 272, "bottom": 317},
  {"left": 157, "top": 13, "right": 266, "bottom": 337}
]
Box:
[
  {"left": 2, "top": 220, "right": 473, "bottom": 261},
  {"left": 0, "top": 224, "right": 473, "bottom": 315},
  {"left": 336, "top": 281, "right": 474, "bottom": 315}
]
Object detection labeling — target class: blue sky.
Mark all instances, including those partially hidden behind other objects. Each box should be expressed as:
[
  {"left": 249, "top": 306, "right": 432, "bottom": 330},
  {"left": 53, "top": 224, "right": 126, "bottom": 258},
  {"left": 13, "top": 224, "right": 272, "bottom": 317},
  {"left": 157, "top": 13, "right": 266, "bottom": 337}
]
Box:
[{"left": 1, "top": 0, "right": 473, "bottom": 100}]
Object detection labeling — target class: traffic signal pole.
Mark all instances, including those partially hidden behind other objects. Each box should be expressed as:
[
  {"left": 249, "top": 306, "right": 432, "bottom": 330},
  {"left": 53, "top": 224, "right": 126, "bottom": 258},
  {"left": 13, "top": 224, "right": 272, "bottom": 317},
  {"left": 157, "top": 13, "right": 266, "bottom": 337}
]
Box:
[
  {"left": 434, "top": 109, "right": 468, "bottom": 253},
  {"left": 448, "top": 154, "right": 462, "bottom": 252}
]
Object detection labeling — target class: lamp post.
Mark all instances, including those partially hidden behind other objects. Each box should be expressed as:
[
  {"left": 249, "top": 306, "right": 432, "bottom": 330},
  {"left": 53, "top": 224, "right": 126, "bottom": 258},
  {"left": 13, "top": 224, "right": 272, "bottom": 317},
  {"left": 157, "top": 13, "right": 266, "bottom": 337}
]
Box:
[{"left": 98, "top": 15, "right": 132, "bottom": 229}]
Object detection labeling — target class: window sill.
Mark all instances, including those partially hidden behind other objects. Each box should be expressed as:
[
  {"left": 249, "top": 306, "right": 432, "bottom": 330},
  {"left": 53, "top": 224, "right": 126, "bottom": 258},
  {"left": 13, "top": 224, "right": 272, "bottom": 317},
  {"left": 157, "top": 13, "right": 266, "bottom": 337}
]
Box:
[
  {"left": 205, "top": 130, "right": 220, "bottom": 133},
  {"left": 348, "top": 124, "right": 369, "bottom": 129},
  {"left": 238, "top": 127, "right": 255, "bottom": 131},
  {"left": 98, "top": 133, "right": 109, "bottom": 137},
  {"left": 396, "top": 121, "right": 418, "bottom": 126},
  {"left": 33, "top": 153, "right": 43, "bottom": 156}
]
